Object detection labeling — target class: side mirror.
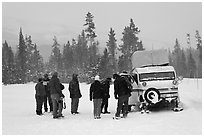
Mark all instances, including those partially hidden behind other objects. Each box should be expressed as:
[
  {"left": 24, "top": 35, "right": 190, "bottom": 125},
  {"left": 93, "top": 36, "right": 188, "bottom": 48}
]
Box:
[
  {"left": 175, "top": 76, "right": 183, "bottom": 85},
  {"left": 178, "top": 76, "right": 183, "bottom": 81}
]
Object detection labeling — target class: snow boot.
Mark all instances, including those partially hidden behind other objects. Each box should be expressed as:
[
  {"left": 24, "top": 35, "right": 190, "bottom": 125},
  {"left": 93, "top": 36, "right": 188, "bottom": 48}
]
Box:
[
  {"left": 53, "top": 115, "right": 60, "bottom": 119},
  {"left": 145, "top": 110, "right": 151, "bottom": 113},
  {"left": 173, "top": 107, "right": 183, "bottom": 112},
  {"left": 113, "top": 116, "right": 120, "bottom": 120},
  {"left": 104, "top": 111, "right": 111, "bottom": 114},
  {"left": 141, "top": 109, "right": 145, "bottom": 114},
  {"left": 36, "top": 110, "right": 43, "bottom": 115},
  {"left": 44, "top": 108, "right": 48, "bottom": 112},
  {"left": 58, "top": 114, "right": 64, "bottom": 118}
]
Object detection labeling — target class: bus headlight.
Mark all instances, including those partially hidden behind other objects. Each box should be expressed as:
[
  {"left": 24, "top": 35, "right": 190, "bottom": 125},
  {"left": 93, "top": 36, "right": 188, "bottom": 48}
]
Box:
[{"left": 142, "top": 82, "right": 147, "bottom": 87}]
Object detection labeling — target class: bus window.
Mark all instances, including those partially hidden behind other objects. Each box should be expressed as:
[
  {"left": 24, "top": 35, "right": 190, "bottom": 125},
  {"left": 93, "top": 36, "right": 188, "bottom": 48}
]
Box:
[{"left": 132, "top": 74, "right": 138, "bottom": 85}]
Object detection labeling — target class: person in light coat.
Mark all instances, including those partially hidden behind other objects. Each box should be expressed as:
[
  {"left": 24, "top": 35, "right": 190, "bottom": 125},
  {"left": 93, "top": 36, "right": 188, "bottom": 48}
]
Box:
[{"left": 90, "top": 75, "right": 104, "bottom": 119}]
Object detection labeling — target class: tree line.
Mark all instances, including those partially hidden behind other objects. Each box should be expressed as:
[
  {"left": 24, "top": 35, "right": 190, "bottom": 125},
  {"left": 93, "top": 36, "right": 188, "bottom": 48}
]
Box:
[
  {"left": 2, "top": 12, "right": 202, "bottom": 85},
  {"left": 169, "top": 31, "right": 202, "bottom": 78}
]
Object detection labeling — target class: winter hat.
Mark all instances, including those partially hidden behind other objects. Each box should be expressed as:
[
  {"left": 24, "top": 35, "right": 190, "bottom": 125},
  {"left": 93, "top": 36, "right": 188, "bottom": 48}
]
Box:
[
  {"left": 95, "top": 75, "right": 100, "bottom": 81},
  {"left": 113, "top": 73, "right": 120, "bottom": 79},
  {"left": 38, "top": 78, "right": 43, "bottom": 82}
]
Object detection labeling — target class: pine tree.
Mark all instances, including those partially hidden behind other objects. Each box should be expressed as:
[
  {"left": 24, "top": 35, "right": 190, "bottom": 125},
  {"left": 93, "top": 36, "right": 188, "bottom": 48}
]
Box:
[
  {"left": 195, "top": 30, "right": 202, "bottom": 62},
  {"left": 187, "top": 48, "right": 197, "bottom": 78},
  {"left": 106, "top": 28, "right": 117, "bottom": 74},
  {"left": 62, "top": 41, "right": 73, "bottom": 76},
  {"left": 172, "top": 38, "right": 182, "bottom": 75},
  {"left": 74, "top": 30, "right": 90, "bottom": 80},
  {"left": 76, "top": 33, "right": 83, "bottom": 68},
  {"left": 79, "top": 30, "right": 89, "bottom": 68},
  {"left": 118, "top": 18, "right": 142, "bottom": 72},
  {"left": 2, "top": 41, "right": 9, "bottom": 84},
  {"left": 137, "top": 40, "right": 145, "bottom": 51},
  {"left": 83, "top": 12, "right": 99, "bottom": 75},
  {"left": 25, "top": 35, "right": 36, "bottom": 82},
  {"left": 49, "top": 36, "right": 62, "bottom": 73},
  {"left": 32, "top": 44, "right": 44, "bottom": 82},
  {"left": 88, "top": 41, "right": 99, "bottom": 69},
  {"left": 99, "top": 48, "right": 110, "bottom": 79},
  {"left": 71, "top": 38, "right": 78, "bottom": 69},
  {"left": 2, "top": 41, "right": 15, "bottom": 84},
  {"left": 195, "top": 30, "right": 202, "bottom": 78},
  {"left": 118, "top": 55, "right": 127, "bottom": 72},
  {"left": 180, "top": 49, "right": 187, "bottom": 77},
  {"left": 16, "top": 27, "right": 27, "bottom": 83},
  {"left": 84, "top": 12, "right": 97, "bottom": 41}
]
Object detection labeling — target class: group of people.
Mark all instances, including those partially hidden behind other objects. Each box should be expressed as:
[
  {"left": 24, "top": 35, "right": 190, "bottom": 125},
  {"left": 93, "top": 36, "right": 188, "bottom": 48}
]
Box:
[
  {"left": 90, "top": 74, "right": 132, "bottom": 120},
  {"left": 35, "top": 72, "right": 65, "bottom": 118},
  {"left": 35, "top": 72, "right": 132, "bottom": 120},
  {"left": 35, "top": 72, "right": 82, "bottom": 119}
]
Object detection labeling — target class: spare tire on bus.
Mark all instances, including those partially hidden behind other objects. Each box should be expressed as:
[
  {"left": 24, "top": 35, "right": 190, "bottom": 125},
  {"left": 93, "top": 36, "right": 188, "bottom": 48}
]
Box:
[{"left": 144, "top": 88, "right": 160, "bottom": 104}]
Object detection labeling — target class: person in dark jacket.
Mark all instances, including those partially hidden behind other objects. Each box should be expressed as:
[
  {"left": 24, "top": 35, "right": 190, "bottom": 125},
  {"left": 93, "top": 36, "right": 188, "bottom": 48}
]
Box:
[
  {"left": 101, "top": 78, "right": 111, "bottom": 114},
  {"left": 43, "top": 73, "right": 53, "bottom": 112},
  {"left": 49, "top": 72, "right": 64, "bottom": 119},
  {"left": 113, "top": 73, "right": 131, "bottom": 119},
  {"left": 90, "top": 75, "right": 104, "bottom": 119},
  {"left": 68, "top": 73, "right": 82, "bottom": 115},
  {"left": 35, "top": 78, "right": 46, "bottom": 115}
]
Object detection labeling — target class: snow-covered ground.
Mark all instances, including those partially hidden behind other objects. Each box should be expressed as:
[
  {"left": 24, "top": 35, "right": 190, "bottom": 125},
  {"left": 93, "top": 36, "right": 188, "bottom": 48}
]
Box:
[{"left": 2, "top": 78, "right": 202, "bottom": 135}]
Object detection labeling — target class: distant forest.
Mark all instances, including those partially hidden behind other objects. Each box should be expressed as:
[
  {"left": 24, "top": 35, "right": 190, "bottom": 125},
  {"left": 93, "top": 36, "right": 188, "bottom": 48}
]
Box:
[{"left": 2, "top": 12, "right": 202, "bottom": 84}]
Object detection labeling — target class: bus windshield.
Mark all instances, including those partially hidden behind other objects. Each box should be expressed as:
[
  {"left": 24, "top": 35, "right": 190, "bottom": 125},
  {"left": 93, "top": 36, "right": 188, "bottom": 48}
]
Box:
[{"left": 139, "top": 71, "right": 175, "bottom": 82}]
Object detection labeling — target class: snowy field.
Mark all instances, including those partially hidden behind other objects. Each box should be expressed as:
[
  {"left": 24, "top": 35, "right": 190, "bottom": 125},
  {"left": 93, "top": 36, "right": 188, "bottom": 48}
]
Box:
[{"left": 2, "top": 78, "right": 202, "bottom": 135}]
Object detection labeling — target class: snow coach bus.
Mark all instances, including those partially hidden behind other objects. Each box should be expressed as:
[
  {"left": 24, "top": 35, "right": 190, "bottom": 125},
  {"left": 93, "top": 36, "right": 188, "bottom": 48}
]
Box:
[{"left": 123, "top": 49, "right": 183, "bottom": 112}]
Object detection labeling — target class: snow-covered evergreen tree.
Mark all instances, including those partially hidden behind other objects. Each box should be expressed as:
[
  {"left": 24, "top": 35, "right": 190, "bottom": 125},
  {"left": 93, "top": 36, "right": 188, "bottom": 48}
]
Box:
[
  {"left": 25, "top": 35, "right": 36, "bottom": 82},
  {"left": 195, "top": 30, "right": 202, "bottom": 78},
  {"left": 187, "top": 48, "right": 197, "bottom": 78},
  {"left": 84, "top": 12, "right": 97, "bottom": 40},
  {"left": 62, "top": 41, "right": 73, "bottom": 76},
  {"left": 99, "top": 48, "right": 110, "bottom": 79},
  {"left": 106, "top": 28, "right": 117, "bottom": 74},
  {"left": 172, "top": 38, "right": 182, "bottom": 76},
  {"left": 83, "top": 12, "right": 99, "bottom": 76},
  {"left": 180, "top": 49, "right": 187, "bottom": 77},
  {"left": 16, "top": 28, "right": 27, "bottom": 83},
  {"left": 2, "top": 41, "right": 15, "bottom": 84},
  {"left": 49, "top": 36, "right": 62, "bottom": 73},
  {"left": 118, "top": 18, "right": 142, "bottom": 72}
]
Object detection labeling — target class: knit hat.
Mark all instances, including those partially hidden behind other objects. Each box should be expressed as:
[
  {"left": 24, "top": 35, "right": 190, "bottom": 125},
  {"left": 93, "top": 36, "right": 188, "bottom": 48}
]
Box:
[
  {"left": 113, "top": 73, "right": 120, "bottom": 79},
  {"left": 95, "top": 75, "right": 100, "bottom": 81},
  {"left": 38, "top": 78, "right": 43, "bottom": 82}
]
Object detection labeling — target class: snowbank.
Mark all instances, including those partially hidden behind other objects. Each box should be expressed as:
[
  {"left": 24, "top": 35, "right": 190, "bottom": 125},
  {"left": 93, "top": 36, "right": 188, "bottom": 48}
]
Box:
[{"left": 2, "top": 79, "right": 202, "bottom": 135}]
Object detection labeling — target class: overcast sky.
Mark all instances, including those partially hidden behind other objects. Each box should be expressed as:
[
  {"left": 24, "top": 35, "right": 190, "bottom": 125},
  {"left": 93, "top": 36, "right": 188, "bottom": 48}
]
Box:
[{"left": 2, "top": 2, "right": 202, "bottom": 53}]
